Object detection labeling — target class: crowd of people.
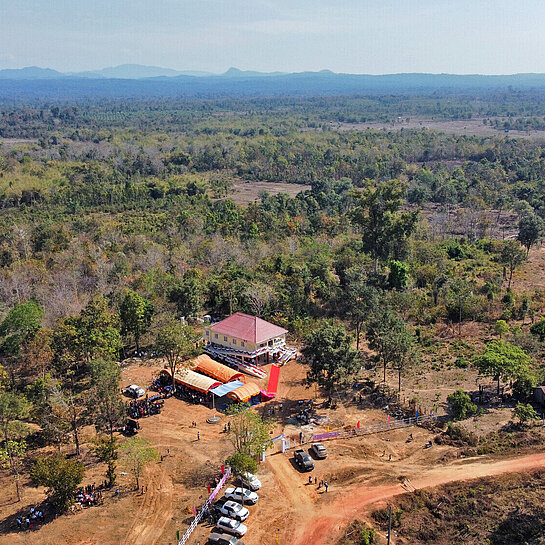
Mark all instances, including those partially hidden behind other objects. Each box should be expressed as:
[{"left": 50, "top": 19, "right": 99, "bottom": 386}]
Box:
[
  {"left": 75, "top": 484, "right": 103, "bottom": 507},
  {"left": 16, "top": 507, "right": 44, "bottom": 530},
  {"left": 127, "top": 396, "right": 163, "bottom": 419}
]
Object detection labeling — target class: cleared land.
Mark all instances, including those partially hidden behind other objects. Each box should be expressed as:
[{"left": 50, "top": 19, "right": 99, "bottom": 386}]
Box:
[
  {"left": 330, "top": 118, "right": 545, "bottom": 140},
  {"left": 1, "top": 356, "right": 544, "bottom": 545}
]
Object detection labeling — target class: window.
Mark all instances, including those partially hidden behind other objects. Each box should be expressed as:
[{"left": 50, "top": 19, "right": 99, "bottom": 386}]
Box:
[
  {"left": 215, "top": 333, "right": 218, "bottom": 339},
  {"left": 224, "top": 336, "right": 228, "bottom": 342},
  {"left": 233, "top": 339, "right": 236, "bottom": 345},
  {"left": 241, "top": 341, "right": 245, "bottom": 347}
]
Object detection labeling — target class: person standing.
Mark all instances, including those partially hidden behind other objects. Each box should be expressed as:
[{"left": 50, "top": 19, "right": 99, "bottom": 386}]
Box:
[
  {"left": 197, "top": 431, "right": 200, "bottom": 440},
  {"left": 324, "top": 481, "right": 328, "bottom": 492}
]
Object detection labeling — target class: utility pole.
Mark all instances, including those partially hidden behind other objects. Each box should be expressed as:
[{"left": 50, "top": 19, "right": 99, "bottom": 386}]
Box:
[{"left": 387, "top": 504, "right": 392, "bottom": 545}]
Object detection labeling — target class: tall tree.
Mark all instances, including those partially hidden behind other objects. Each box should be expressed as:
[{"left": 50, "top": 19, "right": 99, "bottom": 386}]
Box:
[
  {"left": 154, "top": 322, "right": 199, "bottom": 392},
  {"left": 518, "top": 213, "right": 544, "bottom": 256},
  {"left": 302, "top": 321, "right": 359, "bottom": 394},
  {"left": 0, "top": 300, "right": 44, "bottom": 385},
  {"left": 342, "top": 269, "right": 378, "bottom": 350},
  {"left": 500, "top": 239, "right": 526, "bottom": 289},
  {"left": 92, "top": 435, "right": 118, "bottom": 488},
  {"left": 52, "top": 296, "right": 122, "bottom": 374},
  {"left": 445, "top": 278, "right": 473, "bottom": 335},
  {"left": 366, "top": 306, "right": 415, "bottom": 385},
  {"left": 30, "top": 454, "right": 85, "bottom": 512},
  {"left": 120, "top": 437, "right": 159, "bottom": 490},
  {"left": 119, "top": 290, "right": 154, "bottom": 354},
  {"left": 89, "top": 359, "right": 125, "bottom": 439},
  {"left": 226, "top": 402, "right": 273, "bottom": 458},
  {"left": 473, "top": 340, "right": 532, "bottom": 395},
  {"left": 48, "top": 380, "right": 86, "bottom": 456},
  {"left": 168, "top": 269, "right": 203, "bottom": 318},
  {"left": 351, "top": 180, "right": 418, "bottom": 273},
  {"left": 0, "top": 391, "right": 30, "bottom": 501}
]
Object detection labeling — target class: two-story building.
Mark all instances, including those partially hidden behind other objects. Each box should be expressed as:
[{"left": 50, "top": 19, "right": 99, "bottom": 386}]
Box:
[{"left": 204, "top": 312, "right": 296, "bottom": 377}]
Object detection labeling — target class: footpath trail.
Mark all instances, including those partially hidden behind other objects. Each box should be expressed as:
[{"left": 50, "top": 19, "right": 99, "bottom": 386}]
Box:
[
  {"left": 291, "top": 451, "right": 545, "bottom": 545},
  {"left": 121, "top": 467, "right": 174, "bottom": 545}
]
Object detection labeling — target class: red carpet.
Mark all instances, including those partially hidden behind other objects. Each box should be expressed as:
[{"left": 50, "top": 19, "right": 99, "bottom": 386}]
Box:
[{"left": 266, "top": 364, "right": 281, "bottom": 395}]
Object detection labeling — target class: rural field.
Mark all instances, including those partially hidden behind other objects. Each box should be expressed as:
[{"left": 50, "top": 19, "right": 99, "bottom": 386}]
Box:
[{"left": 2, "top": 81, "right": 545, "bottom": 545}]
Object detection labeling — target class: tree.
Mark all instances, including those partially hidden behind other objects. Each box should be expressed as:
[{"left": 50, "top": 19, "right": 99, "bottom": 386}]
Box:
[
  {"left": 388, "top": 260, "right": 409, "bottom": 290},
  {"left": 500, "top": 240, "right": 526, "bottom": 289},
  {"left": 0, "top": 300, "right": 44, "bottom": 356},
  {"left": 302, "top": 321, "right": 359, "bottom": 394},
  {"left": 154, "top": 322, "right": 198, "bottom": 392},
  {"left": 342, "top": 269, "right": 378, "bottom": 350},
  {"left": 92, "top": 435, "right": 118, "bottom": 487},
  {"left": 226, "top": 452, "right": 258, "bottom": 477},
  {"left": 0, "top": 390, "right": 30, "bottom": 501},
  {"left": 47, "top": 380, "right": 86, "bottom": 455},
  {"left": 518, "top": 213, "right": 544, "bottom": 256},
  {"left": 89, "top": 359, "right": 126, "bottom": 439},
  {"left": 366, "top": 307, "right": 417, "bottom": 389},
  {"left": 0, "top": 300, "right": 44, "bottom": 385},
  {"left": 513, "top": 402, "right": 539, "bottom": 425},
  {"left": 30, "top": 454, "right": 85, "bottom": 512},
  {"left": 120, "top": 437, "right": 159, "bottom": 490},
  {"left": 494, "top": 320, "right": 510, "bottom": 339},
  {"left": 366, "top": 307, "right": 402, "bottom": 383},
  {"left": 226, "top": 403, "right": 273, "bottom": 458},
  {"left": 119, "top": 290, "right": 154, "bottom": 354},
  {"left": 473, "top": 340, "right": 532, "bottom": 395},
  {"left": 530, "top": 318, "right": 545, "bottom": 341},
  {"left": 351, "top": 180, "right": 418, "bottom": 273},
  {"left": 21, "top": 328, "right": 53, "bottom": 379},
  {"left": 52, "top": 296, "right": 122, "bottom": 373},
  {"left": 244, "top": 282, "right": 274, "bottom": 318},
  {"left": 445, "top": 278, "right": 473, "bottom": 335},
  {"left": 168, "top": 269, "right": 203, "bottom": 318},
  {"left": 0, "top": 439, "right": 27, "bottom": 502},
  {"left": 447, "top": 389, "right": 478, "bottom": 420}
]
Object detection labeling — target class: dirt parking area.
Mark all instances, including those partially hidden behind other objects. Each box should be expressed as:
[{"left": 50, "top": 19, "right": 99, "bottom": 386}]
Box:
[{"left": 1, "top": 357, "right": 544, "bottom": 545}]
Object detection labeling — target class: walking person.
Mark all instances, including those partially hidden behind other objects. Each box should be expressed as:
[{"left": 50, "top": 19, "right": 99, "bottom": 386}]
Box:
[
  {"left": 197, "top": 431, "right": 200, "bottom": 440},
  {"left": 324, "top": 481, "right": 328, "bottom": 493}
]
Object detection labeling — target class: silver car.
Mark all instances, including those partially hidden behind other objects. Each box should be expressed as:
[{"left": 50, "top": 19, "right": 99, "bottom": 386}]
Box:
[{"left": 215, "top": 517, "right": 248, "bottom": 537}]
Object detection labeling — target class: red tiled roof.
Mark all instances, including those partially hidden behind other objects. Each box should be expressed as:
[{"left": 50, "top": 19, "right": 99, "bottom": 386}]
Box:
[{"left": 210, "top": 312, "right": 287, "bottom": 344}]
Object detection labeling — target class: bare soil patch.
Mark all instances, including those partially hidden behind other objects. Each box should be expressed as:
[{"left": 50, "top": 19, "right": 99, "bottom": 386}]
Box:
[
  {"left": 329, "top": 118, "right": 545, "bottom": 140},
  {"left": 221, "top": 181, "right": 310, "bottom": 205}
]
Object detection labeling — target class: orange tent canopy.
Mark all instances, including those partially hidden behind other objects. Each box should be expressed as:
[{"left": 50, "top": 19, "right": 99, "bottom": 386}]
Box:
[
  {"left": 227, "top": 382, "right": 261, "bottom": 402},
  {"left": 190, "top": 354, "right": 246, "bottom": 384}
]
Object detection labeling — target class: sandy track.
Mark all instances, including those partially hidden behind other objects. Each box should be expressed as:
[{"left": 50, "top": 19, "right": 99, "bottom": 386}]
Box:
[
  {"left": 121, "top": 467, "right": 174, "bottom": 545},
  {"left": 291, "top": 452, "right": 545, "bottom": 545}
]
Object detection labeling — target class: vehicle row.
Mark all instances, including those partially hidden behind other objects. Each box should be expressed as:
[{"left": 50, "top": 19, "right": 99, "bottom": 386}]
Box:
[{"left": 206, "top": 472, "right": 261, "bottom": 545}]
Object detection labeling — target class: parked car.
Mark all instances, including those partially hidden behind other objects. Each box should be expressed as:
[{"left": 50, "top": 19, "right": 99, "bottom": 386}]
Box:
[
  {"left": 212, "top": 500, "right": 249, "bottom": 522},
  {"left": 238, "top": 472, "right": 261, "bottom": 491},
  {"left": 215, "top": 517, "right": 248, "bottom": 537},
  {"left": 124, "top": 384, "right": 145, "bottom": 398},
  {"left": 207, "top": 532, "right": 244, "bottom": 545},
  {"left": 310, "top": 442, "right": 328, "bottom": 459},
  {"left": 224, "top": 487, "right": 259, "bottom": 505},
  {"left": 294, "top": 449, "right": 314, "bottom": 471}
]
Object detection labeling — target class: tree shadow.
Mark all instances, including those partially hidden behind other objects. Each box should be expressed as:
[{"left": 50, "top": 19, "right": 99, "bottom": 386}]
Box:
[{"left": 0, "top": 499, "right": 53, "bottom": 535}]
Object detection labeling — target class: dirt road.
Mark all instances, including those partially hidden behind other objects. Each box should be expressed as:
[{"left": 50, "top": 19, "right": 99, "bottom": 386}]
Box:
[
  {"left": 121, "top": 467, "right": 174, "bottom": 545},
  {"left": 290, "top": 451, "right": 545, "bottom": 545}
]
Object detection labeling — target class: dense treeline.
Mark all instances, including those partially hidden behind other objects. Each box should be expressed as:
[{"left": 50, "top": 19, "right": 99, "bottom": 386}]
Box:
[{"left": 1, "top": 94, "right": 545, "bottom": 509}]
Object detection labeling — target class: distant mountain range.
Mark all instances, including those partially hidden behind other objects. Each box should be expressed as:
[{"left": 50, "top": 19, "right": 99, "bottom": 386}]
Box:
[
  {"left": 3, "top": 64, "right": 545, "bottom": 100},
  {"left": 0, "top": 64, "right": 292, "bottom": 80}
]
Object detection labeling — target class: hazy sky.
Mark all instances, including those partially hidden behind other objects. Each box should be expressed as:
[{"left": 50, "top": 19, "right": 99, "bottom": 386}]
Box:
[{"left": 1, "top": 0, "right": 545, "bottom": 74}]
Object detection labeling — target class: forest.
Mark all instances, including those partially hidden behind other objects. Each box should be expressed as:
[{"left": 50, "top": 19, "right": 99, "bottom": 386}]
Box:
[{"left": 1, "top": 91, "right": 545, "bottom": 519}]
